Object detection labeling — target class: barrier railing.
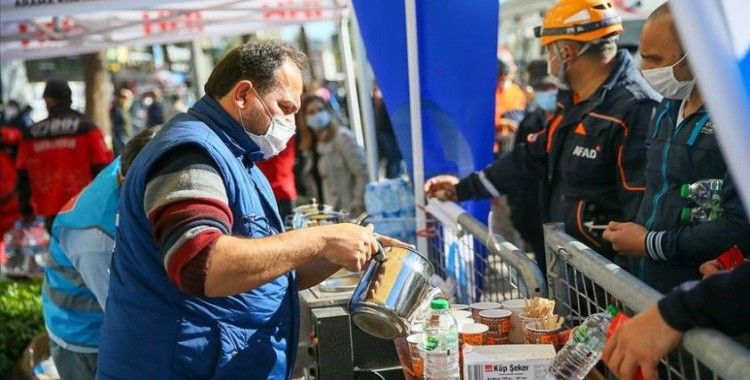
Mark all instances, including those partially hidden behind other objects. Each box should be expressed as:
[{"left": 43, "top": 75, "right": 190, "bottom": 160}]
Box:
[
  {"left": 422, "top": 200, "right": 546, "bottom": 304},
  {"left": 544, "top": 222, "right": 750, "bottom": 380}
]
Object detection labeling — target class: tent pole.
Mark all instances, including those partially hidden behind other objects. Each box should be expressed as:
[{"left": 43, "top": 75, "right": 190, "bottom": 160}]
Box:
[
  {"left": 191, "top": 39, "right": 208, "bottom": 98},
  {"left": 404, "top": 0, "right": 427, "bottom": 254},
  {"left": 350, "top": 10, "right": 379, "bottom": 183},
  {"left": 339, "top": 15, "right": 366, "bottom": 149}
]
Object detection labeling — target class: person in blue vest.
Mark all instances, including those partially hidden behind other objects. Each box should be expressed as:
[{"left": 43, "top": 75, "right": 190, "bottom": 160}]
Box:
[
  {"left": 602, "top": 3, "right": 750, "bottom": 293},
  {"left": 97, "top": 40, "right": 405, "bottom": 379},
  {"left": 41, "top": 126, "right": 160, "bottom": 380}
]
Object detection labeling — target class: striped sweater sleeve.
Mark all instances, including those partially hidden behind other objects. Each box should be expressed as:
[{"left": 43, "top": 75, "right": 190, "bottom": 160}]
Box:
[{"left": 144, "top": 145, "right": 233, "bottom": 296}]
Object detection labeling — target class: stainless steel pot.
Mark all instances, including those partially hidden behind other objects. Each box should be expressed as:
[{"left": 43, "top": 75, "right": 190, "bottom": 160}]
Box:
[{"left": 349, "top": 246, "right": 441, "bottom": 339}]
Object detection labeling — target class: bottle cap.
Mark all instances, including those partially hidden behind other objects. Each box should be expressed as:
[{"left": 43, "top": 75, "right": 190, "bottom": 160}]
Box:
[
  {"left": 681, "top": 207, "right": 692, "bottom": 222},
  {"left": 430, "top": 298, "right": 450, "bottom": 310},
  {"left": 607, "top": 305, "right": 620, "bottom": 317},
  {"left": 680, "top": 184, "right": 691, "bottom": 198}
]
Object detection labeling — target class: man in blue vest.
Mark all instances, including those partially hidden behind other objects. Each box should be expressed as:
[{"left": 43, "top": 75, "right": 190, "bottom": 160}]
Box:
[
  {"left": 602, "top": 3, "right": 750, "bottom": 293},
  {"left": 97, "top": 40, "right": 403, "bottom": 379},
  {"left": 42, "top": 126, "right": 159, "bottom": 380}
]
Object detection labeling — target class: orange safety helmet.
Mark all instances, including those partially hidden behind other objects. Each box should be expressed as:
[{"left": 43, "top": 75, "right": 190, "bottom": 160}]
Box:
[{"left": 534, "top": 0, "right": 623, "bottom": 46}]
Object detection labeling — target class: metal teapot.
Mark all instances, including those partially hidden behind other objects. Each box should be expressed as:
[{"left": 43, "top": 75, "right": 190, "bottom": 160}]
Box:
[
  {"left": 349, "top": 245, "right": 441, "bottom": 339},
  {"left": 290, "top": 199, "right": 349, "bottom": 229}
]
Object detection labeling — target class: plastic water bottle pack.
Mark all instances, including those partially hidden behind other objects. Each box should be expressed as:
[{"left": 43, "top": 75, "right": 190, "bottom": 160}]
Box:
[
  {"left": 1, "top": 217, "right": 51, "bottom": 277},
  {"left": 365, "top": 178, "right": 417, "bottom": 244}
]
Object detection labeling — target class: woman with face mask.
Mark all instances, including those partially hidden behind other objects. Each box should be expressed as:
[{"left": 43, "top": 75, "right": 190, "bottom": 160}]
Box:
[{"left": 297, "top": 94, "right": 369, "bottom": 215}]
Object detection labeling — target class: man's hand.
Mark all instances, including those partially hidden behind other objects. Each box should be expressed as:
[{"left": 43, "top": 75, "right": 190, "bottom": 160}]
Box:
[
  {"left": 699, "top": 258, "right": 750, "bottom": 278},
  {"left": 373, "top": 231, "right": 415, "bottom": 251},
  {"left": 603, "top": 222, "right": 648, "bottom": 257},
  {"left": 424, "top": 175, "right": 459, "bottom": 201},
  {"left": 602, "top": 305, "right": 684, "bottom": 380},
  {"left": 699, "top": 260, "right": 724, "bottom": 278},
  {"left": 316, "top": 223, "right": 380, "bottom": 272}
]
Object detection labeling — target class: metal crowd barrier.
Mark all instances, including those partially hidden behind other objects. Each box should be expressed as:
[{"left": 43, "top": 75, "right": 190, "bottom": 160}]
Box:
[
  {"left": 544, "top": 222, "right": 750, "bottom": 380},
  {"left": 422, "top": 200, "right": 546, "bottom": 304}
]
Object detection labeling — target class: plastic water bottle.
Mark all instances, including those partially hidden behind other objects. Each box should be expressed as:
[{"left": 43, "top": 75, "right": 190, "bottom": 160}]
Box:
[
  {"left": 28, "top": 217, "right": 51, "bottom": 268},
  {"left": 680, "top": 179, "right": 723, "bottom": 208},
  {"left": 382, "top": 181, "right": 402, "bottom": 218},
  {"left": 680, "top": 206, "right": 719, "bottom": 224},
  {"left": 545, "top": 307, "right": 618, "bottom": 380},
  {"left": 680, "top": 179, "right": 723, "bottom": 224},
  {"left": 396, "top": 178, "right": 416, "bottom": 217},
  {"left": 423, "top": 298, "right": 459, "bottom": 379}
]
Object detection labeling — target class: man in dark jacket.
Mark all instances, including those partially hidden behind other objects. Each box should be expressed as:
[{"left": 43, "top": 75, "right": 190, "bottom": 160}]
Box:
[
  {"left": 425, "top": 0, "right": 660, "bottom": 260},
  {"left": 603, "top": 4, "right": 750, "bottom": 293},
  {"left": 504, "top": 63, "right": 558, "bottom": 272}
]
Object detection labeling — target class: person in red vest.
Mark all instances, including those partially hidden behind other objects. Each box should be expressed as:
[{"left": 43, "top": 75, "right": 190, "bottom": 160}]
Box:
[
  {"left": 16, "top": 80, "right": 113, "bottom": 229},
  {"left": 0, "top": 122, "right": 22, "bottom": 236}
]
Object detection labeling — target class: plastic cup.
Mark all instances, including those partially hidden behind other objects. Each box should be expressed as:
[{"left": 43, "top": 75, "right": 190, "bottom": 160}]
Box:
[
  {"left": 450, "top": 310, "right": 472, "bottom": 321},
  {"left": 479, "top": 309, "right": 512, "bottom": 345},
  {"left": 501, "top": 298, "right": 528, "bottom": 344},
  {"left": 410, "top": 322, "right": 423, "bottom": 334},
  {"left": 406, "top": 333, "right": 424, "bottom": 378},
  {"left": 469, "top": 301, "right": 502, "bottom": 320},
  {"left": 455, "top": 318, "right": 475, "bottom": 330},
  {"left": 524, "top": 323, "right": 563, "bottom": 350},
  {"left": 451, "top": 303, "right": 469, "bottom": 311},
  {"left": 519, "top": 312, "right": 547, "bottom": 337},
  {"left": 484, "top": 331, "right": 510, "bottom": 345},
  {"left": 479, "top": 309, "right": 512, "bottom": 336},
  {"left": 459, "top": 323, "right": 489, "bottom": 346},
  {"left": 394, "top": 336, "right": 417, "bottom": 379}
]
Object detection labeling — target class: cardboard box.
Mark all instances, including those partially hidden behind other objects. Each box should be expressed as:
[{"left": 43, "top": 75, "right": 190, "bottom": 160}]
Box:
[{"left": 463, "top": 344, "right": 556, "bottom": 380}]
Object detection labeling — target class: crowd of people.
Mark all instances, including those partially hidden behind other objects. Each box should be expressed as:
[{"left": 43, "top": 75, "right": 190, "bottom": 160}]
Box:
[
  {"left": 425, "top": 1, "right": 750, "bottom": 379},
  {"left": 0, "top": 0, "right": 748, "bottom": 379},
  {"left": 0, "top": 38, "right": 394, "bottom": 379}
]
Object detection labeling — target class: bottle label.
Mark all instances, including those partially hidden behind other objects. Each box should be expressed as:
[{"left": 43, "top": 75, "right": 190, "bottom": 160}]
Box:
[
  {"left": 574, "top": 325, "right": 589, "bottom": 343},
  {"left": 424, "top": 335, "right": 439, "bottom": 351}
]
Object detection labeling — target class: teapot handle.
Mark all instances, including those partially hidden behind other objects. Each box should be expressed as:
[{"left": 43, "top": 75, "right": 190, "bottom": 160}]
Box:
[{"left": 372, "top": 241, "right": 386, "bottom": 262}]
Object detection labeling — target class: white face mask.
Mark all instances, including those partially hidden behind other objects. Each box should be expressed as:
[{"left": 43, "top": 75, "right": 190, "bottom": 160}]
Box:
[
  {"left": 547, "top": 42, "right": 593, "bottom": 91},
  {"left": 547, "top": 50, "right": 569, "bottom": 90},
  {"left": 238, "top": 88, "right": 296, "bottom": 159},
  {"left": 641, "top": 54, "right": 695, "bottom": 100}
]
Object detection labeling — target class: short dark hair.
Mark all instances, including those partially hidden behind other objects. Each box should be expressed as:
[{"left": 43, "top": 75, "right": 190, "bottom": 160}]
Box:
[
  {"left": 204, "top": 40, "right": 309, "bottom": 98},
  {"left": 43, "top": 79, "right": 73, "bottom": 107},
  {"left": 120, "top": 125, "right": 161, "bottom": 176},
  {"left": 560, "top": 34, "right": 618, "bottom": 60}
]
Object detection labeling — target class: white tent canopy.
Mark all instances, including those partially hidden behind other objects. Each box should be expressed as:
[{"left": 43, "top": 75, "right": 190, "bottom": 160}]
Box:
[{"left": 0, "top": 0, "right": 346, "bottom": 62}]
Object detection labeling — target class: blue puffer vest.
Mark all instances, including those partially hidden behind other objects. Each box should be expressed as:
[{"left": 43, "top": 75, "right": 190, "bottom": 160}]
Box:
[{"left": 97, "top": 96, "right": 298, "bottom": 379}]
